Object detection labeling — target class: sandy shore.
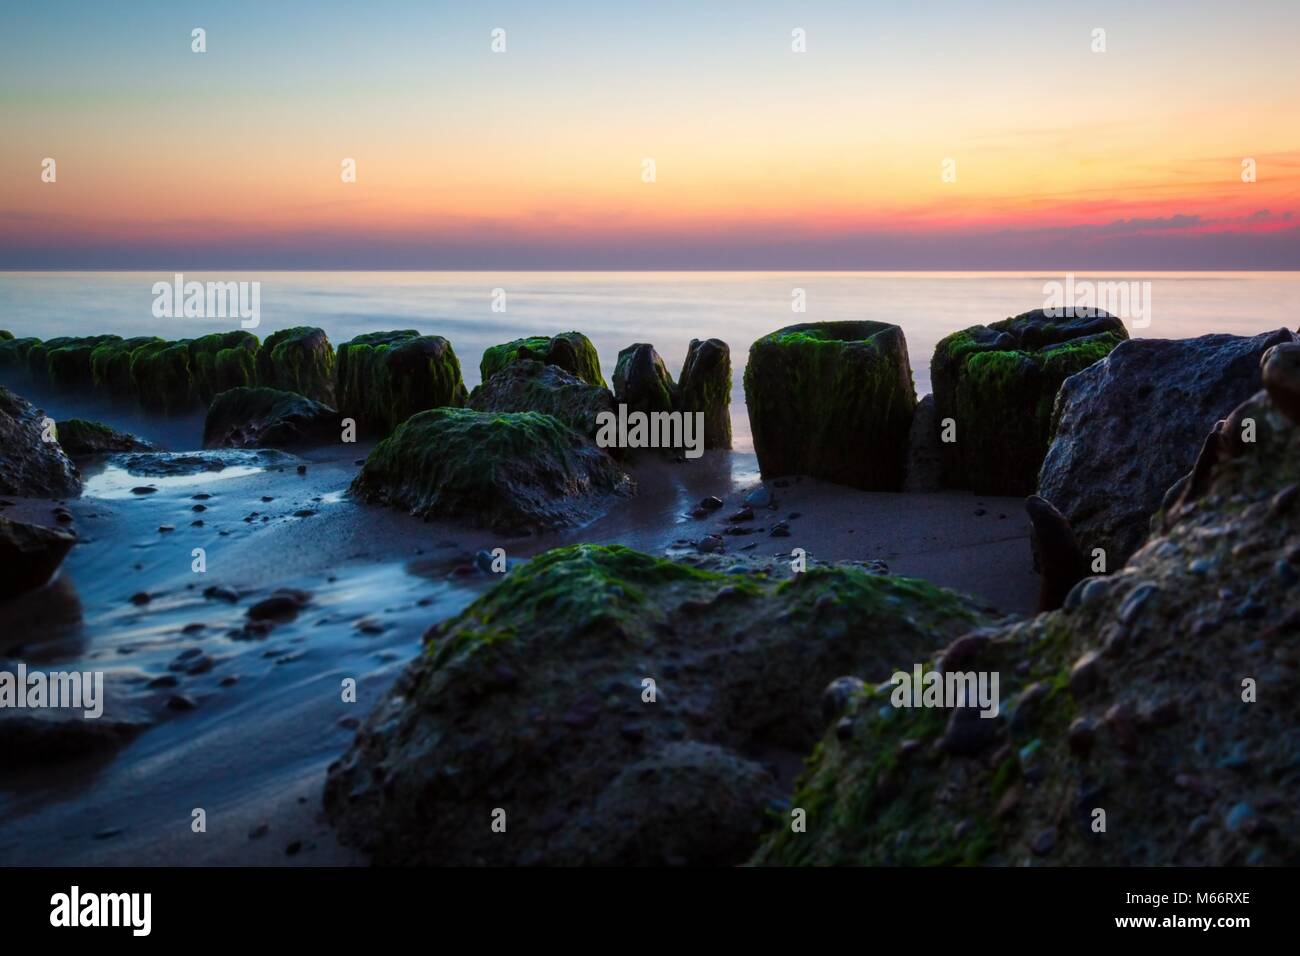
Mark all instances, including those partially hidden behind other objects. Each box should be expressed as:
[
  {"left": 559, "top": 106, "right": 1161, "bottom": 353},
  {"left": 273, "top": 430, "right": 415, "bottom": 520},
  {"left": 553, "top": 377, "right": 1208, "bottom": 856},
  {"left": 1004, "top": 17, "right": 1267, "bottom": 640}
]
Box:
[{"left": 0, "top": 396, "right": 1038, "bottom": 866}]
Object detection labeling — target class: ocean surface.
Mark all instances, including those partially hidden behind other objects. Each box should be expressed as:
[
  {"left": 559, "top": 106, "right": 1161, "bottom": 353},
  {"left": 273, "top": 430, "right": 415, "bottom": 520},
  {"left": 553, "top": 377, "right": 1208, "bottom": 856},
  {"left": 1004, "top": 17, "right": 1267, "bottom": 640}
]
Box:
[{"left": 3, "top": 271, "right": 1297, "bottom": 450}]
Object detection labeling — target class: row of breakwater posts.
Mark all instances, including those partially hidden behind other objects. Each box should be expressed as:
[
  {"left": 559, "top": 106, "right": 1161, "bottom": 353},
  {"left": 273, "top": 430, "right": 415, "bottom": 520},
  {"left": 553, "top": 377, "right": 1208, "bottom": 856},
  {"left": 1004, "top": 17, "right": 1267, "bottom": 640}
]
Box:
[{"left": 0, "top": 310, "right": 1137, "bottom": 496}]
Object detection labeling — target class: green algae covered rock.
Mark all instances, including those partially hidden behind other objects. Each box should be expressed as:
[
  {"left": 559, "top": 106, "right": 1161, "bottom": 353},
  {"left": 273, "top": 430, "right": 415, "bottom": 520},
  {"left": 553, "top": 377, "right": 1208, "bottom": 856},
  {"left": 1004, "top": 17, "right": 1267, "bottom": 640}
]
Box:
[
  {"left": 480, "top": 331, "right": 606, "bottom": 388},
  {"left": 349, "top": 407, "right": 632, "bottom": 533},
  {"left": 55, "top": 419, "right": 152, "bottom": 458},
  {"left": 203, "top": 386, "right": 339, "bottom": 449},
  {"left": 677, "top": 337, "right": 732, "bottom": 450},
  {"left": 744, "top": 321, "right": 916, "bottom": 490},
  {"left": 129, "top": 340, "right": 195, "bottom": 413},
  {"left": 89, "top": 337, "right": 164, "bottom": 397},
  {"left": 324, "top": 544, "right": 990, "bottom": 865},
  {"left": 255, "top": 326, "right": 335, "bottom": 406},
  {"left": 335, "top": 330, "right": 468, "bottom": 437},
  {"left": 0, "top": 336, "right": 42, "bottom": 383},
  {"left": 0, "top": 330, "right": 12, "bottom": 341},
  {"left": 45, "top": 335, "right": 123, "bottom": 390},
  {"left": 467, "top": 358, "right": 613, "bottom": 442},
  {"left": 613, "top": 342, "right": 677, "bottom": 417},
  {"left": 189, "top": 331, "right": 259, "bottom": 402},
  {"left": 754, "top": 388, "right": 1300, "bottom": 866},
  {"left": 932, "top": 309, "right": 1127, "bottom": 495}
]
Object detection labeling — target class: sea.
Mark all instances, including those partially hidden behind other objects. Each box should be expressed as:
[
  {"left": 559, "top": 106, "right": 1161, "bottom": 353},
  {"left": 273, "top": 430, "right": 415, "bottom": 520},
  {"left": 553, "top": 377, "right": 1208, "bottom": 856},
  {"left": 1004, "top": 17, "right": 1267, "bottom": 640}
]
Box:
[{"left": 2, "top": 271, "right": 1297, "bottom": 450}]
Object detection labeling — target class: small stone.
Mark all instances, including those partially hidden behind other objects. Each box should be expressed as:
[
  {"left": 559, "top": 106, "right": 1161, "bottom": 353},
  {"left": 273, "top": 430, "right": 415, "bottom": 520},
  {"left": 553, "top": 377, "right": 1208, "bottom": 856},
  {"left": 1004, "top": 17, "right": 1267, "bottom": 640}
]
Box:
[
  {"left": 192, "top": 504, "right": 207, "bottom": 513},
  {"left": 696, "top": 534, "right": 724, "bottom": 554},
  {"left": 130, "top": 486, "right": 157, "bottom": 495},
  {"left": 821, "top": 675, "right": 865, "bottom": 722},
  {"left": 129, "top": 592, "right": 151, "bottom": 606},
  {"left": 293, "top": 509, "right": 316, "bottom": 518},
  {"left": 147, "top": 674, "right": 179, "bottom": 689},
  {"left": 1030, "top": 828, "right": 1056, "bottom": 856},
  {"left": 699, "top": 496, "right": 724, "bottom": 511},
  {"left": 1067, "top": 716, "right": 1098, "bottom": 756},
  {"left": 296, "top": 465, "right": 307, "bottom": 475},
  {"left": 1068, "top": 649, "right": 1103, "bottom": 697},
  {"left": 158, "top": 524, "right": 175, "bottom": 533},
  {"left": 769, "top": 521, "right": 790, "bottom": 538},
  {"left": 744, "top": 486, "right": 772, "bottom": 508},
  {"left": 1224, "top": 802, "right": 1256, "bottom": 832},
  {"left": 728, "top": 506, "right": 754, "bottom": 522},
  {"left": 166, "top": 694, "right": 198, "bottom": 712}
]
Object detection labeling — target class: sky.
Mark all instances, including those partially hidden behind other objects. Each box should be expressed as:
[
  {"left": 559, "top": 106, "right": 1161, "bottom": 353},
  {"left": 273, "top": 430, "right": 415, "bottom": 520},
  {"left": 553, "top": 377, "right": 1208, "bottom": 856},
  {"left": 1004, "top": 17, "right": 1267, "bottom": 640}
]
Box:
[{"left": 1, "top": 0, "right": 1298, "bottom": 269}]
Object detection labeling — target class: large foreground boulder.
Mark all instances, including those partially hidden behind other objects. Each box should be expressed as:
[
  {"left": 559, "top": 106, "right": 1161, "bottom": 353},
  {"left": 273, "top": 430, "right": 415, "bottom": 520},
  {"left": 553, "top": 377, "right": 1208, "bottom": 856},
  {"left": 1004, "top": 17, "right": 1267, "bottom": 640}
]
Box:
[
  {"left": 1038, "top": 328, "right": 1297, "bottom": 568},
  {"left": 324, "top": 544, "right": 991, "bottom": 864},
  {"left": 336, "top": 330, "right": 468, "bottom": 436},
  {"left": 744, "top": 321, "right": 916, "bottom": 490},
  {"left": 349, "top": 408, "right": 632, "bottom": 533},
  {"left": 255, "top": 327, "right": 336, "bottom": 406},
  {"left": 203, "top": 387, "right": 339, "bottom": 449},
  {"left": 0, "top": 387, "right": 80, "bottom": 497},
  {"left": 676, "top": 338, "right": 732, "bottom": 450},
  {"left": 932, "top": 309, "right": 1127, "bottom": 495},
  {"left": 0, "top": 516, "right": 76, "bottom": 601},
  {"left": 754, "top": 382, "right": 1300, "bottom": 866},
  {"left": 481, "top": 332, "right": 606, "bottom": 388},
  {"left": 55, "top": 419, "right": 152, "bottom": 458},
  {"left": 468, "top": 359, "right": 613, "bottom": 441}
]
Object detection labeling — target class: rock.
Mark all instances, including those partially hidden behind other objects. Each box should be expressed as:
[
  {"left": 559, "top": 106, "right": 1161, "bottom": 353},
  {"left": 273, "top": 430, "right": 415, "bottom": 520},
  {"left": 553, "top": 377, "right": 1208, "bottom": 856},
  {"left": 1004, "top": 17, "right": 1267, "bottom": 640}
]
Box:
[
  {"left": 744, "top": 321, "right": 916, "bottom": 490},
  {"left": 0, "top": 712, "right": 146, "bottom": 766},
  {"left": 43, "top": 335, "right": 124, "bottom": 391},
  {"left": 0, "top": 388, "right": 81, "bottom": 497},
  {"left": 89, "top": 336, "right": 165, "bottom": 397},
  {"left": 700, "top": 495, "right": 724, "bottom": 510},
  {"left": 676, "top": 338, "right": 732, "bottom": 450},
  {"left": 0, "top": 516, "right": 76, "bottom": 601},
  {"left": 744, "top": 486, "right": 772, "bottom": 508},
  {"left": 55, "top": 419, "right": 152, "bottom": 458},
  {"left": 1038, "top": 328, "right": 1298, "bottom": 568},
  {"left": 753, "top": 382, "right": 1300, "bottom": 866},
  {"left": 130, "top": 340, "right": 197, "bottom": 413},
  {"left": 336, "top": 330, "right": 468, "bottom": 437},
  {"left": 323, "top": 544, "right": 988, "bottom": 864},
  {"left": 1026, "top": 494, "right": 1085, "bottom": 612},
  {"left": 480, "top": 332, "right": 606, "bottom": 388},
  {"left": 468, "top": 359, "right": 613, "bottom": 442},
  {"left": 903, "top": 393, "right": 943, "bottom": 491},
  {"left": 822, "top": 676, "right": 866, "bottom": 721},
  {"left": 349, "top": 407, "right": 633, "bottom": 533},
  {"left": 247, "top": 588, "right": 311, "bottom": 621},
  {"left": 203, "top": 387, "right": 340, "bottom": 449},
  {"left": 0, "top": 336, "right": 44, "bottom": 385},
  {"left": 188, "top": 332, "right": 259, "bottom": 402},
  {"left": 1261, "top": 342, "right": 1300, "bottom": 425},
  {"left": 932, "top": 309, "right": 1128, "bottom": 495},
  {"left": 696, "top": 534, "right": 725, "bottom": 553},
  {"left": 254, "top": 327, "right": 336, "bottom": 405},
  {"left": 612, "top": 343, "right": 677, "bottom": 417}
]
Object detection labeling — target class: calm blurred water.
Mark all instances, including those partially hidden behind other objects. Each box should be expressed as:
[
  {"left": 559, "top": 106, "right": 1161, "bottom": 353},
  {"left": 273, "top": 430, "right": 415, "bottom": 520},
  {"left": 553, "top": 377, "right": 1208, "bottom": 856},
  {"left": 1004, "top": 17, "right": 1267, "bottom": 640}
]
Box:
[{"left": 3, "top": 271, "right": 1296, "bottom": 450}]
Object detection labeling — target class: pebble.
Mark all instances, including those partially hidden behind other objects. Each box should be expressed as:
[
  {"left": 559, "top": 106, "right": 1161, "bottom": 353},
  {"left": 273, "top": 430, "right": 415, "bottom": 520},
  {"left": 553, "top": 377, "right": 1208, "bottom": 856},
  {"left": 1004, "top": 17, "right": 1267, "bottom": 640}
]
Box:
[
  {"left": 744, "top": 486, "right": 772, "bottom": 508},
  {"left": 130, "top": 486, "right": 157, "bottom": 495},
  {"left": 203, "top": 585, "right": 239, "bottom": 603},
  {"left": 247, "top": 589, "right": 311, "bottom": 621},
  {"left": 696, "top": 534, "right": 724, "bottom": 554},
  {"left": 699, "top": 495, "right": 724, "bottom": 510},
  {"left": 129, "top": 592, "right": 151, "bottom": 606},
  {"left": 728, "top": 506, "right": 754, "bottom": 522},
  {"left": 1067, "top": 716, "right": 1098, "bottom": 755},
  {"left": 165, "top": 694, "right": 198, "bottom": 712},
  {"left": 1224, "top": 802, "right": 1256, "bottom": 832},
  {"left": 1030, "top": 828, "right": 1056, "bottom": 856},
  {"left": 1118, "top": 583, "right": 1157, "bottom": 624},
  {"left": 192, "top": 504, "right": 207, "bottom": 513},
  {"left": 1068, "top": 649, "right": 1102, "bottom": 697},
  {"left": 296, "top": 465, "right": 307, "bottom": 475},
  {"left": 769, "top": 522, "right": 790, "bottom": 538},
  {"left": 147, "top": 675, "right": 179, "bottom": 689},
  {"left": 293, "top": 509, "right": 316, "bottom": 518},
  {"left": 821, "top": 675, "right": 865, "bottom": 722},
  {"left": 1274, "top": 560, "right": 1299, "bottom": 587},
  {"left": 158, "top": 524, "right": 175, "bottom": 533}
]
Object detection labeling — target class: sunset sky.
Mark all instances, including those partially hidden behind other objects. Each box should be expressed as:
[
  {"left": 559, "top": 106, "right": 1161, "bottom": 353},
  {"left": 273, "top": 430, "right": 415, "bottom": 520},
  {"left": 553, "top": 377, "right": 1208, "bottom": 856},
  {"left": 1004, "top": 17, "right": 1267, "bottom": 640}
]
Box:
[{"left": 2, "top": 0, "right": 1298, "bottom": 269}]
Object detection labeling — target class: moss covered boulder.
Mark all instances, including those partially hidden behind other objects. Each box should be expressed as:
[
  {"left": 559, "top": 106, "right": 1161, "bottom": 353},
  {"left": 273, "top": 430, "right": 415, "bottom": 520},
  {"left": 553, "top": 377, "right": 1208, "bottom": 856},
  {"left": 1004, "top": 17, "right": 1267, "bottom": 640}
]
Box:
[
  {"left": 44, "top": 335, "right": 123, "bottom": 391},
  {"left": 480, "top": 332, "right": 606, "bottom": 388},
  {"left": 754, "top": 385, "right": 1300, "bottom": 866},
  {"left": 744, "top": 321, "right": 916, "bottom": 490},
  {"left": 932, "top": 309, "right": 1127, "bottom": 495},
  {"left": 468, "top": 358, "right": 613, "bottom": 442},
  {"left": 203, "top": 387, "right": 340, "bottom": 449},
  {"left": 0, "top": 336, "right": 42, "bottom": 384},
  {"left": 613, "top": 343, "right": 677, "bottom": 416},
  {"left": 255, "top": 326, "right": 335, "bottom": 405},
  {"left": 0, "top": 387, "right": 80, "bottom": 497},
  {"left": 676, "top": 337, "right": 732, "bottom": 450},
  {"left": 0, "top": 330, "right": 12, "bottom": 341},
  {"left": 336, "top": 330, "right": 467, "bottom": 437},
  {"left": 349, "top": 407, "right": 632, "bottom": 533},
  {"left": 129, "top": 340, "right": 195, "bottom": 413},
  {"left": 324, "top": 544, "right": 990, "bottom": 864},
  {"left": 188, "top": 332, "right": 259, "bottom": 402},
  {"left": 55, "top": 419, "right": 152, "bottom": 458},
  {"left": 89, "top": 337, "right": 164, "bottom": 398}
]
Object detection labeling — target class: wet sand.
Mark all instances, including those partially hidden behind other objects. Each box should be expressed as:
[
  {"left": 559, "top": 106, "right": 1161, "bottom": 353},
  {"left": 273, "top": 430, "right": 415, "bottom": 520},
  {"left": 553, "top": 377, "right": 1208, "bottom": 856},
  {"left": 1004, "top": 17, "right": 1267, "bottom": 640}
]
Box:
[{"left": 0, "top": 396, "right": 1038, "bottom": 865}]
